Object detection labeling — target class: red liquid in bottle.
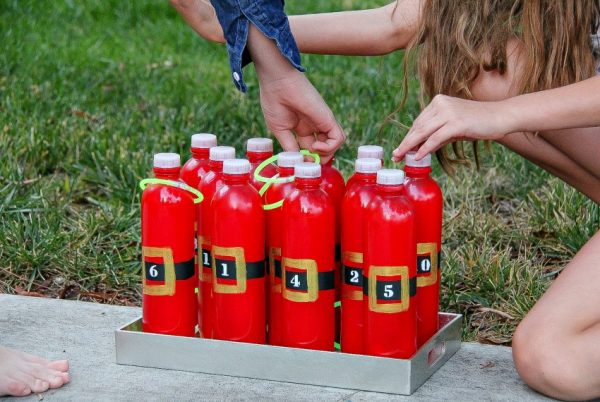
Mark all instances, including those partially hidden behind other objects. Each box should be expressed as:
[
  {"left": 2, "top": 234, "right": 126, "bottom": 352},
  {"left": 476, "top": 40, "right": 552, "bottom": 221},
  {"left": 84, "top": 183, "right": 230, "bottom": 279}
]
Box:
[
  {"left": 264, "top": 151, "right": 304, "bottom": 345},
  {"left": 142, "top": 153, "right": 197, "bottom": 337},
  {"left": 340, "top": 158, "right": 381, "bottom": 354},
  {"left": 197, "top": 146, "right": 236, "bottom": 338},
  {"left": 247, "top": 138, "right": 277, "bottom": 192},
  {"left": 346, "top": 145, "right": 384, "bottom": 189},
  {"left": 404, "top": 152, "right": 443, "bottom": 346},
  {"left": 281, "top": 163, "right": 335, "bottom": 351},
  {"left": 211, "top": 159, "right": 266, "bottom": 343},
  {"left": 180, "top": 133, "right": 217, "bottom": 189},
  {"left": 364, "top": 169, "right": 417, "bottom": 358},
  {"left": 320, "top": 159, "right": 345, "bottom": 340}
]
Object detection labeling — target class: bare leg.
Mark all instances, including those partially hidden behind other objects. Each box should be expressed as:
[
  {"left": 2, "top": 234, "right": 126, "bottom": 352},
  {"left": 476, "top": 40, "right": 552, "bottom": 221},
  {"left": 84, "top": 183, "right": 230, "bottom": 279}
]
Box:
[
  {"left": 469, "top": 41, "right": 600, "bottom": 400},
  {"left": 0, "top": 346, "right": 70, "bottom": 397},
  {"left": 513, "top": 231, "right": 600, "bottom": 400}
]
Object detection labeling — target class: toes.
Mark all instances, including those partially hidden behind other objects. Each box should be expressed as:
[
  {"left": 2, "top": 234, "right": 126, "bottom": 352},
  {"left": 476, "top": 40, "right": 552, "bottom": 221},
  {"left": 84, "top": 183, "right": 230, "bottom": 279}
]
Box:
[
  {"left": 60, "top": 372, "right": 71, "bottom": 384},
  {"left": 30, "top": 378, "right": 50, "bottom": 394},
  {"left": 46, "top": 375, "right": 64, "bottom": 389},
  {"left": 4, "top": 379, "right": 32, "bottom": 397},
  {"left": 48, "top": 359, "right": 69, "bottom": 372}
]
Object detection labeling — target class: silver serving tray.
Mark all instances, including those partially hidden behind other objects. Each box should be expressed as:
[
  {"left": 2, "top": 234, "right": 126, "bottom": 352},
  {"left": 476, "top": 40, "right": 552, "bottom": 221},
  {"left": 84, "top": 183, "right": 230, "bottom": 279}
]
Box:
[{"left": 115, "top": 313, "right": 461, "bottom": 395}]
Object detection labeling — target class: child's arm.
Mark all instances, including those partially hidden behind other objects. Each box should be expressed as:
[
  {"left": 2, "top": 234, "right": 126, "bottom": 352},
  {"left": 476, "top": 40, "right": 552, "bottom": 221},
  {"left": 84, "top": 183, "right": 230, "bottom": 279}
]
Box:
[
  {"left": 392, "top": 75, "right": 600, "bottom": 161},
  {"left": 289, "top": 0, "right": 421, "bottom": 55},
  {"left": 171, "top": 0, "right": 421, "bottom": 55}
]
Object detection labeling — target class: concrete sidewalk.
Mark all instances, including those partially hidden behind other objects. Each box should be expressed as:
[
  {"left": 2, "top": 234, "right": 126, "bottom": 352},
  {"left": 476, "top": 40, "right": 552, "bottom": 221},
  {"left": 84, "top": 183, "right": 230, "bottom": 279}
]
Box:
[{"left": 0, "top": 294, "right": 551, "bottom": 401}]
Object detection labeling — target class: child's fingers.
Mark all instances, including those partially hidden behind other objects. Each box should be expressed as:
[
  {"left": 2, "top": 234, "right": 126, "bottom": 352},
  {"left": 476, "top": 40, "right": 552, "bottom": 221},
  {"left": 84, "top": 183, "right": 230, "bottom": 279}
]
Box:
[
  {"left": 272, "top": 129, "right": 300, "bottom": 152},
  {"left": 393, "top": 116, "right": 443, "bottom": 161},
  {"left": 310, "top": 121, "right": 346, "bottom": 163},
  {"left": 414, "top": 125, "right": 454, "bottom": 159}
]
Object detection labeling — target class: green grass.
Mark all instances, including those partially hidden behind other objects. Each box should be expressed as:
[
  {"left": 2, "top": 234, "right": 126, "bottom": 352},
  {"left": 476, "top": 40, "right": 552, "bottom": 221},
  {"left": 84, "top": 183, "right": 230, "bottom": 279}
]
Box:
[{"left": 1, "top": 0, "right": 598, "bottom": 342}]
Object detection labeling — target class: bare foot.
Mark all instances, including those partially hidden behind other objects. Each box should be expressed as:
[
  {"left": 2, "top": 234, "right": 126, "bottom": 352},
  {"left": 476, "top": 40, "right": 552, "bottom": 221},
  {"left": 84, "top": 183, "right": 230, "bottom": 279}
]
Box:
[{"left": 0, "top": 346, "right": 70, "bottom": 397}]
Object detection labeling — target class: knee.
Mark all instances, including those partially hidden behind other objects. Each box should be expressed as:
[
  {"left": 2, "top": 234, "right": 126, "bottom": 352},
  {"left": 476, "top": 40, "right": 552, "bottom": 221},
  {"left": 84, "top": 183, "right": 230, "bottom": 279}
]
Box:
[{"left": 513, "top": 320, "right": 593, "bottom": 401}]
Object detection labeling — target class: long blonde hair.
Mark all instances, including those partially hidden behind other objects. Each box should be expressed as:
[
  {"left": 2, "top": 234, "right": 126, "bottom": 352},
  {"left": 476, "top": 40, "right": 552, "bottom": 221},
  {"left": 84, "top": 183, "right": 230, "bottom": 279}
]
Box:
[{"left": 403, "top": 0, "right": 600, "bottom": 173}]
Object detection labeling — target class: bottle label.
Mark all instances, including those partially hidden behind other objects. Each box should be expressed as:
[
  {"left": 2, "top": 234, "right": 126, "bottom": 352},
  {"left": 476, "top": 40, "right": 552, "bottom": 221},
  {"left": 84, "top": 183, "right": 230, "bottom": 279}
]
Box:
[
  {"left": 142, "top": 246, "right": 188, "bottom": 297},
  {"left": 211, "top": 246, "right": 265, "bottom": 294},
  {"left": 364, "top": 266, "right": 416, "bottom": 313},
  {"left": 342, "top": 250, "right": 364, "bottom": 301},
  {"left": 268, "top": 247, "right": 282, "bottom": 293},
  {"left": 416, "top": 242, "right": 439, "bottom": 287},
  {"left": 282, "top": 258, "right": 335, "bottom": 303}
]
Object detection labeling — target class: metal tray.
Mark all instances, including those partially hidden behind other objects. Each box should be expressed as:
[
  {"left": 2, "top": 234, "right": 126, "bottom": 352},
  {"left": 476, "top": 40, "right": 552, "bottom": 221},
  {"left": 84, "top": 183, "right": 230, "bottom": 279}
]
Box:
[{"left": 115, "top": 313, "right": 461, "bottom": 395}]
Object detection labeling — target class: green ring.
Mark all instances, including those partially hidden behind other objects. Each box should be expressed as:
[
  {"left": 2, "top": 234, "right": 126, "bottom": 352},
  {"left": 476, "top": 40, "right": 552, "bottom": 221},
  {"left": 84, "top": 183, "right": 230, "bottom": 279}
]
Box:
[
  {"left": 253, "top": 149, "right": 321, "bottom": 184},
  {"left": 300, "top": 149, "right": 320, "bottom": 165},
  {"left": 253, "top": 154, "right": 281, "bottom": 184},
  {"left": 139, "top": 178, "right": 204, "bottom": 204},
  {"left": 259, "top": 174, "right": 286, "bottom": 211}
]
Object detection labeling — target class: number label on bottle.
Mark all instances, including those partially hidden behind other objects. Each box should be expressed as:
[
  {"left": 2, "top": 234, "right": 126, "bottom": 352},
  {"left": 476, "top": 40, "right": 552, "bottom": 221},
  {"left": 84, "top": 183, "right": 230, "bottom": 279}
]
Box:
[
  {"left": 202, "top": 249, "right": 211, "bottom": 268},
  {"left": 142, "top": 246, "right": 176, "bottom": 296},
  {"left": 212, "top": 246, "right": 247, "bottom": 294},
  {"left": 285, "top": 271, "right": 307, "bottom": 291},
  {"left": 417, "top": 243, "right": 439, "bottom": 287},
  {"left": 282, "top": 258, "right": 318, "bottom": 303},
  {"left": 367, "top": 265, "right": 410, "bottom": 313}
]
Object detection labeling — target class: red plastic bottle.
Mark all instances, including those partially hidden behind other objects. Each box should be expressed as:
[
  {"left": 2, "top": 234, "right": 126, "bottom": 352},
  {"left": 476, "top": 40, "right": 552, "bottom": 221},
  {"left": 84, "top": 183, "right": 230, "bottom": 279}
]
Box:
[
  {"left": 141, "top": 153, "right": 196, "bottom": 337},
  {"left": 264, "top": 151, "right": 304, "bottom": 345},
  {"left": 180, "top": 133, "right": 217, "bottom": 189},
  {"left": 211, "top": 159, "right": 266, "bottom": 343},
  {"left": 364, "top": 169, "right": 417, "bottom": 358},
  {"left": 247, "top": 137, "right": 277, "bottom": 191},
  {"left": 281, "top": 163, "right": 335, "bottom": 351},
  {"left": 346, "top": 145, "right": 384, "bottom": 189},
  {"left": 321, "top": 158, "right": 345, "bottom": 341},
  {"left": 197, "top": 146, "right": 236, "bottom": 338},
  {"left": 340, "top": 158, "right": 381, "bottom": 354},
  {"left": 404, "top": 152, "right": 443, "bottom": 346}
]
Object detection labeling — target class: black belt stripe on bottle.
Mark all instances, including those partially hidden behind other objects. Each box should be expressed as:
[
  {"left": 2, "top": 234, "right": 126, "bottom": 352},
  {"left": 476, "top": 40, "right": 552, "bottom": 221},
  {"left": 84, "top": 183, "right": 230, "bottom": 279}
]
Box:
[
  {"left": 144, "top": 258, "right": 195, "bottom": 281},
  {"left": 363, "top": 276, "right": 417, "bottom": 297},
  {"left": 213, "top": 258, "right": 265, "bottom": 279}
]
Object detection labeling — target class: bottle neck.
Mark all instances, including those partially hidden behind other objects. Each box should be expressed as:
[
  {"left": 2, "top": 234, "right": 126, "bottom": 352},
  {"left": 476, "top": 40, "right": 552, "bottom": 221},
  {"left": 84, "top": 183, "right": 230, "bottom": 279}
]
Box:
[
  {"left": 404, "top": 165, "right": 432, "bottom": 178},
  {"left": 295, "top": 177, "right": 322, "bottom": 189},
  {"left": 209, "top": 160, "right": 224, "bottom": 172},
  {"left": 153, "top": 167, "right": 180, "bottom": 180},
  {"left": 376, "top": 183, "right": 404, "bottom": 195},
  {"left": 223, "top": 173, "right": 249, "bottom": 185},
  {"left": 247, "top": 151, "right": 273, "bottom": 164},
  {"left": 191, "top": 147, "right": 210, "bottom": 160},
  {"left": 352, "top": 172, "right": 377, "bottom": 183},
  {"left": 278, "top": 166, "right": 295, "bottom": 177}
]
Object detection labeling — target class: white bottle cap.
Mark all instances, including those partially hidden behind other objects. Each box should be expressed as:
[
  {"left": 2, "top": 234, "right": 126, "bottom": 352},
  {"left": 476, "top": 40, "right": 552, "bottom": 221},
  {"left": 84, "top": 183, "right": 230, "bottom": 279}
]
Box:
[
  {"left": 358, "top": 145, "right": 384, "bottom": 160},
  {"left": 355, "top": 158, "right": 382, "bottom": 174},
  {"left": 153, "top": 153, "right": 180, "bottom": 169},
  {"left": 191, "top": 133, "right": 217, "bottom": 148},
  {"left": 223, "top": 159, "right": 251, "bottom": 175},
  {"left": 209, "top": 146, "right": 236, "bottom": 161},
  {"left": 277, "top": 152, "right": 304, "bottom": 168},
  {"left": 376, "top": 169, "right": 405, "bottom": 185},
  {"left": 294, "top": 162, "right": 321, "bottom": 178},
  {"left": 247, "top": 138, "right": 273, "bottom": 153},
  {"left": 405, "top": 151, "right": 432, "bottom": 167}
]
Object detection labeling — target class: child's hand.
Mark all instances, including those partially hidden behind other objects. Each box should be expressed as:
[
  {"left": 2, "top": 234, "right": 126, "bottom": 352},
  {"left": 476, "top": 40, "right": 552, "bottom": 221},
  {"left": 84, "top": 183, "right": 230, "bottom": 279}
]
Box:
[
  {"left": 392, "top": 94, "right": 510, "bottom": 162},
  {"left": 259, "top": 71, "right": 346, "bottom": 163},
  {"left": 170, "top": 0, "right": 225, "bottom": 43}
]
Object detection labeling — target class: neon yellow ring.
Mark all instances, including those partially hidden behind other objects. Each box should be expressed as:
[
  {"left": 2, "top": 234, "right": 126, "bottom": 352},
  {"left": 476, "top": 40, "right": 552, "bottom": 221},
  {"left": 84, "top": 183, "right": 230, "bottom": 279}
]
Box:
[
  {"left": 253, "top": 150, "right": 321, "bottom": 184},
  {"left": 139, "top": 178, "right": 204, "bottom": 204}
]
